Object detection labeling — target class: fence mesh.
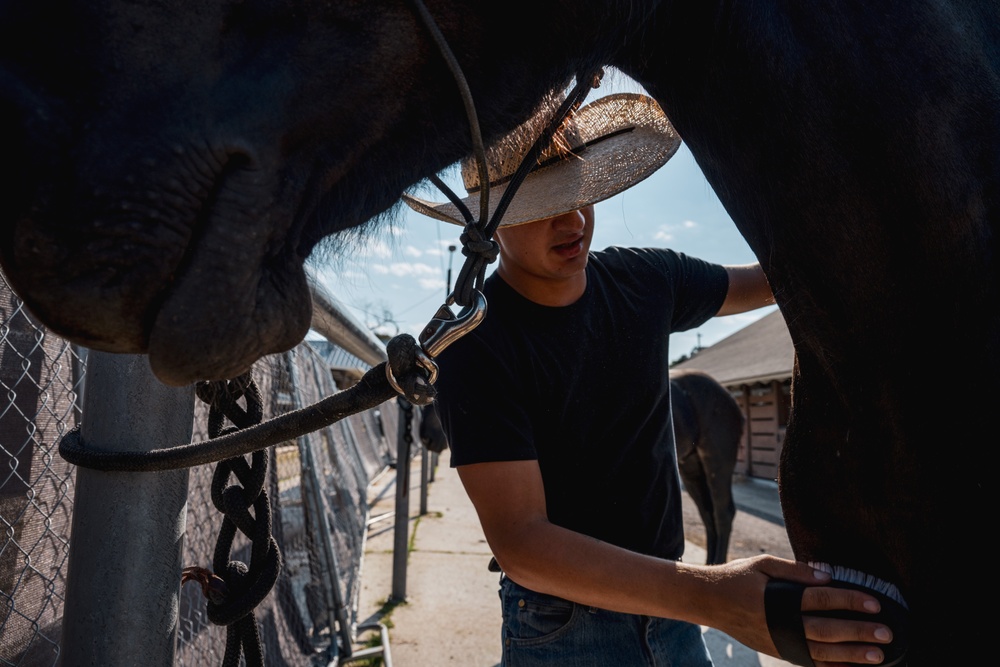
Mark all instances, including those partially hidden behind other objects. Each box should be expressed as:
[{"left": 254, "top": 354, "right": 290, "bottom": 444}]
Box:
[
  {"left": 0, "top": 275, "right": 82, "bottom": 667},
  {"left": 1, "top": 271, "right": 403, "bottom": 666}
]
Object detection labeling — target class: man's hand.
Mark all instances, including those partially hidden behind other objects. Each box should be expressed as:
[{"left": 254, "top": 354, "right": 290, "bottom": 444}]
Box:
[{"left": 690, "top": 556, "right": 892, "bottom": 666}]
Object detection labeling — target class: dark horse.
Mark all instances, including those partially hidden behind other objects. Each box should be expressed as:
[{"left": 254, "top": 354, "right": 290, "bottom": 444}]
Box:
[
  {"left": 1, "top": 3, "right": 995, "bottom": 665},
  {"left": 671, "top": 369, "right": 742, "bottom": 566}
]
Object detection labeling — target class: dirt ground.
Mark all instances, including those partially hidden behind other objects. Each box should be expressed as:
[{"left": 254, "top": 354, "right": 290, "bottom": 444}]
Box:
[{"left": 679, "top": 489, "right": 795, "bottom": 563}]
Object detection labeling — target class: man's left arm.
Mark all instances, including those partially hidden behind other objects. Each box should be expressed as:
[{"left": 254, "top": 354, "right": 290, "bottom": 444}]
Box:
[{"left": 717, "top": 263, "right": 775, "bottom": 316}]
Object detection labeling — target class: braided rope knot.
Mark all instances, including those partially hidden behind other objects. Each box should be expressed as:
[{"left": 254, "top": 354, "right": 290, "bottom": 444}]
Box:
[
  {"left": 195, "top": 372, "right": 254, "bottom": 405},
  {"left": 208, "top": 450, "right": 282, "bottom": 619},
  {"left": 188, "top": 372, "right": 280, "bottom": 667},
  {"left": 459, "top": 223, "right": 500, "bottom": 262},
  {"left": 453, "top": 224, "right": 499, "bottom": 307},
  {"left": 196, "top": 372, "right": 263, "bottom": 432},
  {"left": 205, "top": 541, "right": 281, "bottom": 627}
]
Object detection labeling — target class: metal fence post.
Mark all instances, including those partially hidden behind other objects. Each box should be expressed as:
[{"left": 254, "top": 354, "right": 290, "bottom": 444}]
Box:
[
  {"left": 285, "top": 350, "right": 352, "bottom": 656},
  {"left": 61, "top": 352, "right": 194, "bottom": 667},
  {"left": 419, "top": 444, "right": 429, "bottom": 515},
  {"left": 390, "top": 398, "right": 412, "bottom": 602}
]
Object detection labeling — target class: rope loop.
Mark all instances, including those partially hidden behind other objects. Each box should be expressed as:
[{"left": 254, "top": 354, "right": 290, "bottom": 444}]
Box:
[
  {"left": 59, "top": 362, "right": 397, "bottom": 472},
  {"left": 385, "top": 334, "right": 437, "bottom": 405}
]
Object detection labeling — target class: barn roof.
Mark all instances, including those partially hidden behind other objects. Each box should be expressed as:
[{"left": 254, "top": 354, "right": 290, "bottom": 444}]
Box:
[{"left": 672, "top": 309, "right": 794, "bottom": 386}]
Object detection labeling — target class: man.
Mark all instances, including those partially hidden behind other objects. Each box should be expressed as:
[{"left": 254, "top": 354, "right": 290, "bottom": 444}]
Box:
[{"left": 404, "top": 92, "right": 892, "bottom": 666}]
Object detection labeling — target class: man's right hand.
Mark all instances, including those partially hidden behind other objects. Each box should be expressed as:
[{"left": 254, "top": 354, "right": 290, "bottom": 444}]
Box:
[{"left": 689, "top": 555, "right": 893, "bottom": 666}]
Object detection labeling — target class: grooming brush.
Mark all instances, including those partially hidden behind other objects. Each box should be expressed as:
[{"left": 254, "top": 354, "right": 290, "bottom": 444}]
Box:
[{"left": 808, "top": 562, "right": 910, "bottom": 667}]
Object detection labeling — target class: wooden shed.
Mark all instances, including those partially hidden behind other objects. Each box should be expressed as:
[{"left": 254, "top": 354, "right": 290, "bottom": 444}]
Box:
[{"left": 672, "top": 310, "right": 794, "bottom": 481}]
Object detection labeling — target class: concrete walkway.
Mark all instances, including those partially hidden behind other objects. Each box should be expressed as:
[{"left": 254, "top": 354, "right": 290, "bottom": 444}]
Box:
[{"left": 356, "top": 449, "right": 795, "bottom": 667}]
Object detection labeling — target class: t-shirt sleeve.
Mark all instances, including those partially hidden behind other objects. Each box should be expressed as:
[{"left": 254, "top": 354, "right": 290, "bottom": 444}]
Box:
[
  {"left": 432, "top": 333, "right": 538, "bottom": 468},
  {"left": 633, "top": 247, "right": 729, "bottom": 332},
  {"left": 671, "top": 252, "right": 728, "bottom": 332},
  {"left": 595, "top": 246, "right": 728, "bottom": 330}
]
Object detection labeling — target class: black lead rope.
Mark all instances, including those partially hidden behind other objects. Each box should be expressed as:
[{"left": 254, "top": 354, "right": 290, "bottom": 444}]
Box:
[
  {"left": 58, "top": 335, "right": 431, "bottom": 473},
  {"left": 198, "top": 374, "right": 279, "bottom": 667},
  {"left": 58, "top": 364, "right": 394, "bottom": 471}
]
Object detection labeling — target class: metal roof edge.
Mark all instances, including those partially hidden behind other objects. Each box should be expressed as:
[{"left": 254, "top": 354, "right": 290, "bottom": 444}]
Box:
[{"left": 307, "top": 271, "right": 388, "bottom": 366}]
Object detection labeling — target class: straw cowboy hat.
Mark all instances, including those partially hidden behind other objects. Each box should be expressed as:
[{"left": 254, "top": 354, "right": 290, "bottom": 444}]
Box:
[{"left": 403, "top": 92, "right": 681, "bottom": 227}]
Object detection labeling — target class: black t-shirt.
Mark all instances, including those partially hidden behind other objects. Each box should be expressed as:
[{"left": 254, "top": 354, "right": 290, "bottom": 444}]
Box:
[{"left": 433, "top": 246, "right": 728, "bottom": 559}]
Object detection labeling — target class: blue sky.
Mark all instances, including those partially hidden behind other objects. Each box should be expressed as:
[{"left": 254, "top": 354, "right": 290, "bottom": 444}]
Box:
[{"left": 310, "top": 72, "right": 777, "bottom": 363}]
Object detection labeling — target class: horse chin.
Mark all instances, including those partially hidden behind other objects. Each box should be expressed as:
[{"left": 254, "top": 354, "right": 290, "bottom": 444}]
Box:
[
  {"left": 0, "top": 229, "right": 152, "bottom": 356},
  {"left": 147, "top": 261, "right": 313, "bottom": 387},
  {"left": 1, "top": 193, "right": 312, "bottom": 388}
]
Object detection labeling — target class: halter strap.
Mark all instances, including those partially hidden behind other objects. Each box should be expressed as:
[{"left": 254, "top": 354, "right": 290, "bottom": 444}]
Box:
[{"left": 398, "top": 0, "right": 602, "bottom": 398}]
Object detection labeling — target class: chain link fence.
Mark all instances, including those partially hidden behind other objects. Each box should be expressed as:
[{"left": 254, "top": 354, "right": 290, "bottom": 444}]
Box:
[
  {"left": 1, "top": 270, "right": 416, "bottom": 666},
  {"left": 0, "top": 273, "right": 82, "bottom": 666}
]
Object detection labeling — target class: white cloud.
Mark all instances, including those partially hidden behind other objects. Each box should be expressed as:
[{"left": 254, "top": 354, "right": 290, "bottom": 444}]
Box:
[
  {"left": 418, "top": 277, "right": 447, "bottom": 290},
  {"left": 383, "top": 262, "right": 439, "bottom": 278},
  {"left": 653, "top": 220, "right": 698, "bottom": 242}
]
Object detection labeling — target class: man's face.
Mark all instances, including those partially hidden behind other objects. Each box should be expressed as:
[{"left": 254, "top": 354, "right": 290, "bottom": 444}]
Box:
[{"left": 494, "top": 206, "right": 595, "bottom": 298}]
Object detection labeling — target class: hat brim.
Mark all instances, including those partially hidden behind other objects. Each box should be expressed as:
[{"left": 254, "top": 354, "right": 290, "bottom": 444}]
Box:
[{"left": 403, "top": 93, "right": 681, "bottom": 228}]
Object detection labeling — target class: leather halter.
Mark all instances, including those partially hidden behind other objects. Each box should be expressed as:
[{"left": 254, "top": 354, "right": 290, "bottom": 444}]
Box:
[
  {"left": 408, "top": 0, "right": 601, "bottom": 303},
  {"left": 391, "top": 0, "right": 602, "bottom": 396}
]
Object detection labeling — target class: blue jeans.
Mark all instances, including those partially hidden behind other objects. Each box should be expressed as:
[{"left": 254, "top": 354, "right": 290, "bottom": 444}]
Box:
[{"left": 499, "top": 576, "right": 714, "bottom": 666}]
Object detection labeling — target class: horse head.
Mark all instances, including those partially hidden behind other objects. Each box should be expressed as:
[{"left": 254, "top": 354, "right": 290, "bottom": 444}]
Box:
[{"left": 0, "top": 1, "right": 642, "bottom": 385}]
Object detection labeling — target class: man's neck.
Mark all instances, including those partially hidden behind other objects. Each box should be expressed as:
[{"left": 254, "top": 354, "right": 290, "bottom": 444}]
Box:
[{"left": 496, "top": 265, "right": 588, "bottom": 307}]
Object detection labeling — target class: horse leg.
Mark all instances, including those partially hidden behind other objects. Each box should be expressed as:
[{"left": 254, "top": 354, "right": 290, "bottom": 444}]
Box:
[
  {"left": 696, "top": 441, "right": 738, "bottom": 565},
  {"left": 678, "top": 454, "right": 721, "bottom": 564}
]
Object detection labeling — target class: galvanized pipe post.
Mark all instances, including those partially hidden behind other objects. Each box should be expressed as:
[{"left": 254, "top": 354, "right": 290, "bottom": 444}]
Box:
[
  {"left": 419, "top": 444, "right": 429, "bottom": 515},
  {"left": 390, "top": 398, "right": 412, "bottom": 602},
  {"left": 61, "top": 352, "right": 194, "bottom": 667}
]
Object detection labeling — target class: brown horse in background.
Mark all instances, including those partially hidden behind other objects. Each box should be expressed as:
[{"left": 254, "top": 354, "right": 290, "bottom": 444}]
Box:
[{"left": 671, "top": 369, "right": 742, "bottom": 565}]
